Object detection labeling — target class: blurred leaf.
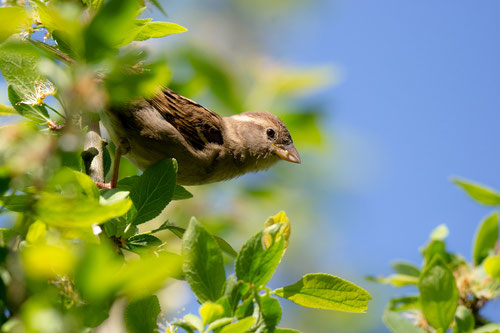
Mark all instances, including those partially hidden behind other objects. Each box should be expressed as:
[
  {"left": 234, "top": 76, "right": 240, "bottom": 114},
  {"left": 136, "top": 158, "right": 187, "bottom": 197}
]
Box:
[
  {"left": 130, "top": 159, "right": 177, "bottom": 225},
  {"left": 48, "top": 168, "right": 99, "bottom": 200},
  {"left": 454, "top": 305, "right": 474, "bottom": 333},
  {"left": 273, "top": 273, "right": 371, "bottom": 312},
  {"left": 236, "top": 223, "right": 286, "bottom": 287},
  {"left": 36, "top": 192, "right": 132, "bottom": 228},
  {"left": 274, "top": 329, "right": 301, "bottom": 333},
  {"left": 220, "top": 317, "right": 256, "bottom": 333},
  {"left": 185, "top": 49, "right": 243, "bottom": 113},
  {"left": 279, "top": 111, "right": 323, "bottom": 148},
  {"left": 22, "top": 244, "right": 75, "bottom": 278},
  {"left": 387, "top": 296, "right": 420, "bottom": 312},
  {"left": 367, "top": 274, "right": 418, "bottom": 287},
  {"left": 25, "top": 221, "right": 46, "bottom": 244},
  {"left": 473, "top": 324, "right": 500, "bottom": 333},
  {"left": 418, "top": 256, "right": 459, "bottom": 331},
  {"left": 32, "top": 0, "right": 83, "bottom": 58},
  {"left": 82, "top": 0, "right": 104, "bottom": 9},
  {"left": 382, "top": 307, "right": 426, "bottom": 333},
  {"left": 0, "top": 104, "right": 17, "bottom": 116},
  {"left": 120, "top": 252, "right": 183, "bottom": 298},
  {"left": 134, "top": 22, "right": 187, "bottom": 41},
  {"left": 430, "top": 224, "right": 449, "bottom": 241},
  {"left": 182, "top": 217, "right": 226, "bottom": 302},
  {"left": 0, "top": 194, "right": 36, "bottom": 213},
  {"left": 484, "top": 255, "right": 500, "bottom": 279},
  {"left": 0, "top": 40, "right": 42, "bottom": 94},
  {"left": 391, "top": 262, "right": 420, "bottom": 277},
  {"left": 83, "top": 0, "right": 138, "bottom": 62},
  {"left": 124, "top": 295, "right": 161, "bottom": 333},
  {"left": 422, "top": 240, "right": 450, "bottom": 265},
  {"left": 206, "top": 317, "right": 235, "bottom": 332},
  {"left": 453, "top": 178, "right": 500, "bottom": 206},
  {"left": 259, "top": 294, "right": 282, "bottom": 328},
  {"left": 148, "top": 0, "right": 167, "bottom": 16},
  {"left": 0, "top": 7, "right": 29, "bottom": 44},
  {"left": 473, "top": 212, "right": 498, "bottom": 265},
  {"left": 200, "top": 302, "right": 224, "bottom": 326}
]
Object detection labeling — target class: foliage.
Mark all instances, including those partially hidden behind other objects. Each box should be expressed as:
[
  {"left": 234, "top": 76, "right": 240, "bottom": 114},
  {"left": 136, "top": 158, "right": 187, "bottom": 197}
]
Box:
[
  {"left": 0, "top": 0, "right": 369, "bottom": 332},
  {"left": 370, "top": 178, "right": 500, "bottom": 333}
]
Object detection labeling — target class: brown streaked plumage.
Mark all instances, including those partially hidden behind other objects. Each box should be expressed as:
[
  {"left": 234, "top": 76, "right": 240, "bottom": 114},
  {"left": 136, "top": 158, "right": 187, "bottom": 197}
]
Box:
[{"left": 100, "top": 87, "right": 300, "bottom": 186}]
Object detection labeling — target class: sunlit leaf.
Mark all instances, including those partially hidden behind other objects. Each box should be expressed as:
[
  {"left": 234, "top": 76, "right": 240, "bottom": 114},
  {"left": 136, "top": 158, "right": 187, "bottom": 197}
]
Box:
[
  {"left": 134, "top": 22, "right": 187, "bottom": 41},
  {"left": 220, "top": 317, "right": 256, "bottom": 333},
  {"left": 273, "top": 273, "right": 371, "bottom": 312},
  {"left": 200, "top": 302, "right": 224, "bottom": 326},
  {"left": 473, "top": 212, "right": 498, "bottom": 265},
  {"left": 0, "top": 7, "right": 29, "bottom": 43},
  {"left": 484, "top": 255, "right": 500, "bottom": 279},
  {"left": 236, "top": 223, "right": 286, "bottom": 287},
  {"left": 454, "top": 305, "right": 474, "bottom": 333},
  {"left": 453, "top": 178, "right": 500, "bottom": 206}
]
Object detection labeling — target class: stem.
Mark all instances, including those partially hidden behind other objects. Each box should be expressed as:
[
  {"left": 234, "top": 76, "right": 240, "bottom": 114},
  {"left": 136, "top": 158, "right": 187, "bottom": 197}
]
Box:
[{"left": 82, "top": 115, "right": 105, "bottom": 183}]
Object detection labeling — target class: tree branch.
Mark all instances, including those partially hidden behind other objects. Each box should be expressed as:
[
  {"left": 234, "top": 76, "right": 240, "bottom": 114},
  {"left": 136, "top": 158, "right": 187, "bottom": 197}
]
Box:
[{"left": 82, "top": 115, "right": 105, "bottom": 183}]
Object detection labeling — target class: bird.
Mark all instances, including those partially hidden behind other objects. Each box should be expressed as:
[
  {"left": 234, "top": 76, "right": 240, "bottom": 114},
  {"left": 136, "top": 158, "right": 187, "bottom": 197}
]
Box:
[{"left": 99, "top": 87, "right": 300, "bottom": 188}]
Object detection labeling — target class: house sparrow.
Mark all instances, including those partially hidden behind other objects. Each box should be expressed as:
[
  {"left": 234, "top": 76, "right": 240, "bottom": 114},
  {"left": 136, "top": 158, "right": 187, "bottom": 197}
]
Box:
[{"left": 99, "top": 88, "right": 300, "bottom": 187}]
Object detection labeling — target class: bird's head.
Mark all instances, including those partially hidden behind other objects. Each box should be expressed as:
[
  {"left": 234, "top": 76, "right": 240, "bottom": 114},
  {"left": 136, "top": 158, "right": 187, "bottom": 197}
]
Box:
[{"left": 226, "top": 111, "right": 301, "bottom": 164}]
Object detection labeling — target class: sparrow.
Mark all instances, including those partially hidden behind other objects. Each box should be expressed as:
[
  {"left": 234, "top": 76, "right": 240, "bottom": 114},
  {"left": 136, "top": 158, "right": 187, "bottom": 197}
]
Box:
[{"left": 99, "top": 87, "right": 300, "bottom": 188}]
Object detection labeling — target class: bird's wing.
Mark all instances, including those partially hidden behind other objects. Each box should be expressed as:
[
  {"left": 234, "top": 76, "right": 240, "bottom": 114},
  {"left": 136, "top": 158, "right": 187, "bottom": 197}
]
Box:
[{"left": 148, "top": 88, "right": 224, "bottom": 150}]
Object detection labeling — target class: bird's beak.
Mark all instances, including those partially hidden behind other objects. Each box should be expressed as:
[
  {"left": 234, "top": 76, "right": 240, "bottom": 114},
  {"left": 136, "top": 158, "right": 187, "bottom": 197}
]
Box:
[{"left": 273, "top": 143, "right": 301, "bottom": 164}]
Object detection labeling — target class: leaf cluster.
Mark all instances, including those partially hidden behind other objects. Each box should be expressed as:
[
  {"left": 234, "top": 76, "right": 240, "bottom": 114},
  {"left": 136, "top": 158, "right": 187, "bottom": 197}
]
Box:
[{"left": 371, "top": 178, "right": 500, "bottom": 333}]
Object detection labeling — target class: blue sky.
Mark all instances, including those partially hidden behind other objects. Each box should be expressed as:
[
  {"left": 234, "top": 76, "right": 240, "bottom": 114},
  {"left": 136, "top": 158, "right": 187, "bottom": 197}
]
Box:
[{"left": 269, "top": 0, "right": 500, "bottom": 330}]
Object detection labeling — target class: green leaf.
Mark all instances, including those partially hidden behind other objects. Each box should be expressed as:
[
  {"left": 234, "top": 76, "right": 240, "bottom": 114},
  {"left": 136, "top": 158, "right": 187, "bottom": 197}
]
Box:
[
  {"left": 220, "top": 317, "right": 256, "bottom": 333},
  {"left": 453, "top": 178, "right": 500, "bottom": 205},
  {"left": 182, "top": 217, "right": 226, "bottom": 302},
  {"left": 0, "top": 104, "right": 17, "bottom": 116},
  {"left": 0, "top": 7, "right": 29, "bottom": 44},
  {"left": 418, "top": 257, "right": 459, "bottom": 331},
  {"left": 206, "top": 317, "right": 235, "bottom": 332},
  {"left": 200, "top": 302, "right": 224, "bottom": 326},
  {"left": 235, "top": 224, "right": 286, "bottom": 287},
  {"left": 83, "top": 0, "right": 138, "bottom": 62},
  {"left": 454, "top": 305, "right": 474, "bottom": 333},
  {"left": 387, "top": 296, "right": 420, "bottom": 312},
  {"left": 259, "top": 294, "right": 282, "bottom": 328},
  {"left": 273, "top": 273, "right": 371, "bottom": 313},
  {"left": 382, "top": 307, "right": 426, "bottom": 333},
  {"left": 473, "top": 212, "right": 498, "bottom": 265},
  {"left": 8, "top": 85, "right": 50, "bottom": 123},
  {"left": 172, "top": 185, "right": 193, "bottom": 200},
  {"left": 473, "top": 324, "right": 500, "bottom": 333},
  {"left": 134, "top": 22, "right": 187, "bottom": 41},
  {"left": 484, "top": 255, "right": 500, "bottom": 279},
  {"left": 124, "top": 295, "right": 161, "bottom": 333},
  {"left": 130, "top": 159, "right": 177, "bottom": 225},
  {"left": 273, "top": 329, "right": 301, "bottom": 333},
  {"left": 391, "top": 262, "right": 420, "bottom": 277},
  {"left": 127, "top": 234, "right": 162, "bottom": 254}
]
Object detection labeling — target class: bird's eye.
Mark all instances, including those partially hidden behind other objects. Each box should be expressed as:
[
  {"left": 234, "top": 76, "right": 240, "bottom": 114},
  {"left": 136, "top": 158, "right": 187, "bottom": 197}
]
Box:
[{"left": 266, "top": 128, "right": 275, "bottom": 139}]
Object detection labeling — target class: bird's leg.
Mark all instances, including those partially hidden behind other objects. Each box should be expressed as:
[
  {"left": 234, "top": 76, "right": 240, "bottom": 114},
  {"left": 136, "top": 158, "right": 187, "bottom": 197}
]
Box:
[{"left": 96, "top": 138, "right": 130, "bottom": 189}]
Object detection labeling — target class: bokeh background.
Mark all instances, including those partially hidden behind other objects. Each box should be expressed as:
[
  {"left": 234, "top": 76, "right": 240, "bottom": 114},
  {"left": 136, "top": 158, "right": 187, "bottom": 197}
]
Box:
[{"left": 2, "top": 0, "right": 500, "bottom": 332}]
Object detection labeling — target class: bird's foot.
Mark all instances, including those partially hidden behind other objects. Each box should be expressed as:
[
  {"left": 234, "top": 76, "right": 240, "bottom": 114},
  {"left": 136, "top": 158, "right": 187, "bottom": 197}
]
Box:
[{"left": 96, "top": 182, "right": 114, "bottom": 189}]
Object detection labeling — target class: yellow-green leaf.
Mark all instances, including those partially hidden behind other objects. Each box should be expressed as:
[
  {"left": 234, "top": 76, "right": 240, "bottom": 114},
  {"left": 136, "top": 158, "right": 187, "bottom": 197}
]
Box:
[
  {"left": 0, "top": 104, "right": 17, "bottom": 116},
  {"left": 484, "top": 255, "right": 500, "bottom": 279},
  {"left": 0, "top": 7, "right": 29, "bottom": 44},
  {"left": 134, "top": 22, "right": 187, "bottom": 41},
  {"left": 453, "top": 178, "right": 500, "bottom": 206},
  {"left": 273, "top": 273, "right": 371, "bottom": 313}
]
